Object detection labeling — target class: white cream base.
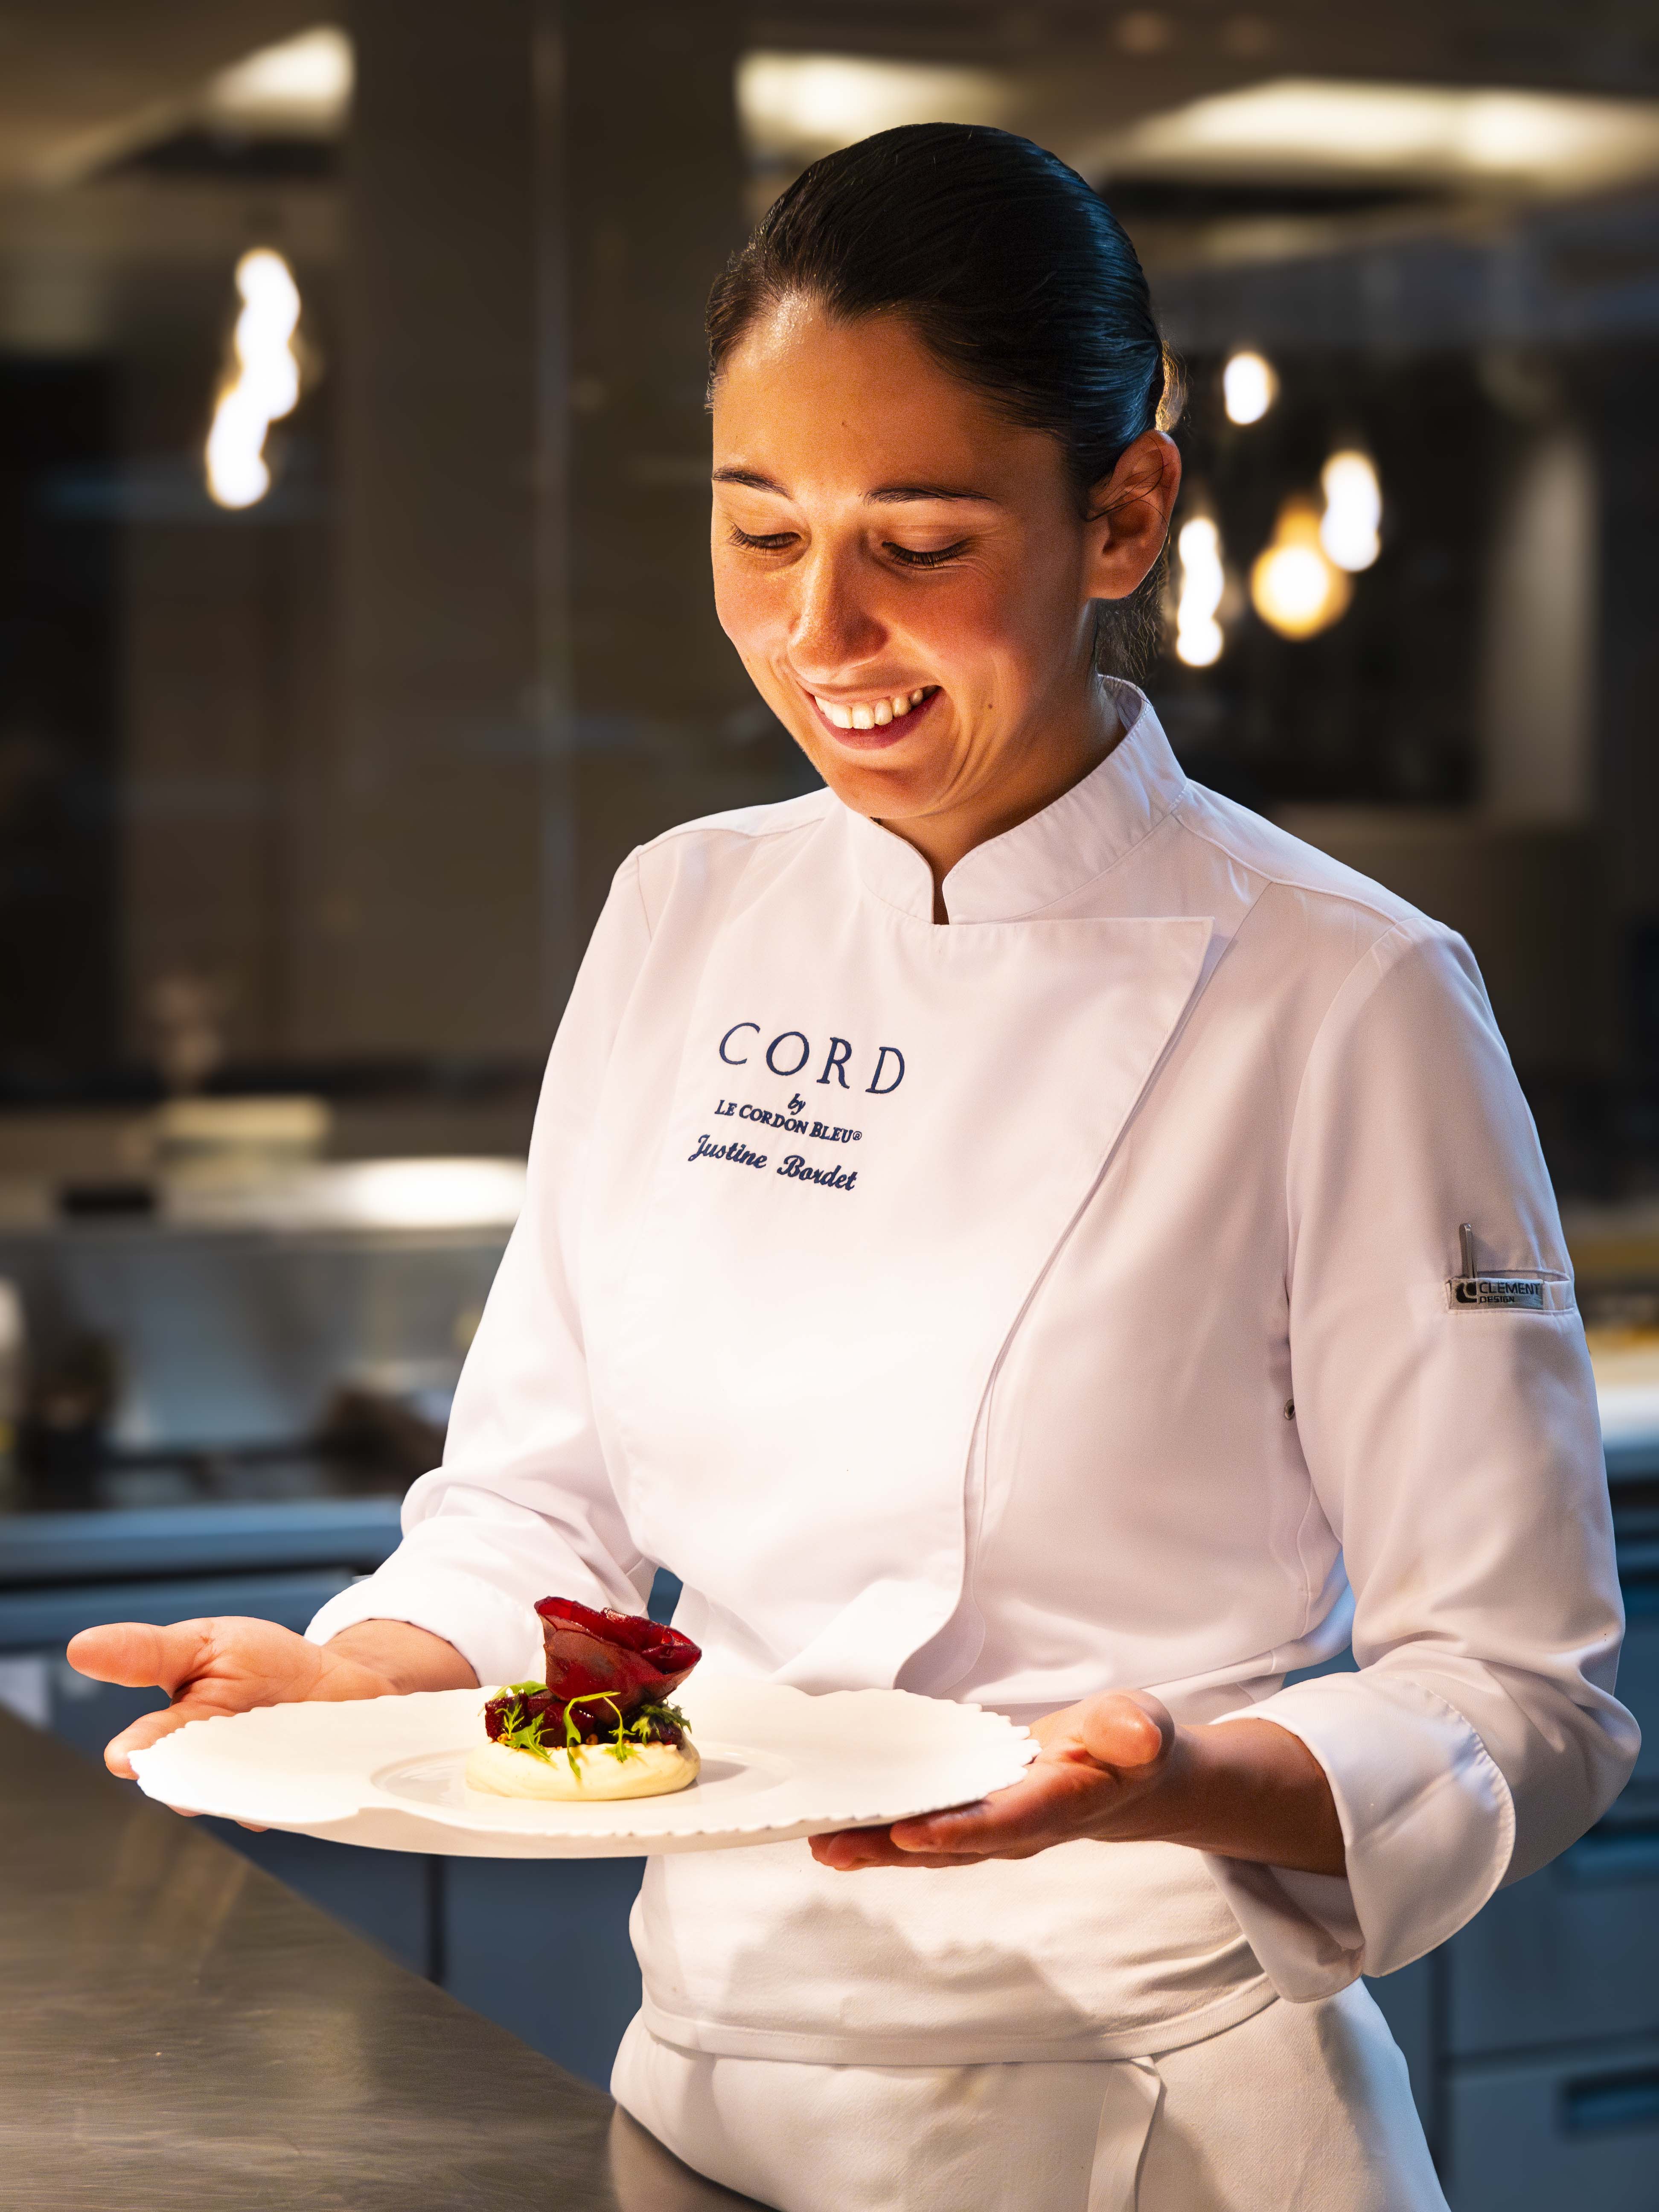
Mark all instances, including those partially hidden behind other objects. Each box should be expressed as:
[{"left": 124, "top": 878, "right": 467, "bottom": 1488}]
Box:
[{"left": 464, "top": 1736, "right": 700, "bottom": 1801}]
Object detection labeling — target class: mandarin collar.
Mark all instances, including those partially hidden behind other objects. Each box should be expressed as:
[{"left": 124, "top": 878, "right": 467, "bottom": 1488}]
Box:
[{"left": 841, "top": 682, "right": 1188, "bottom": 924}]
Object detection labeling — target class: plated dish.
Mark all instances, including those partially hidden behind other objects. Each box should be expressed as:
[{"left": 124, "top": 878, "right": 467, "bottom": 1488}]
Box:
[
  {"left": 467, "top": 1597, "right": 703, "bottom": 1802},
  {"left": 130, "top": 1633, "right": 1039, "bottom": 1860}
]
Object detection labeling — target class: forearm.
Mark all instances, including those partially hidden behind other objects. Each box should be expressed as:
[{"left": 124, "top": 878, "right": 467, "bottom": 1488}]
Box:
[
  {"left": 326, "top": 1620, "right": 480, "bottom": 1695},
  {"left": 1151, "top": 1718, "right": 1345, "bottom": 1877}
]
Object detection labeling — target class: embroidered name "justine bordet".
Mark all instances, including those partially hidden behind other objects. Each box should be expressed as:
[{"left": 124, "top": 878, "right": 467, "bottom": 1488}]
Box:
[{"left": 686, "top": 1132, "right": 858, "bottom": 1193}]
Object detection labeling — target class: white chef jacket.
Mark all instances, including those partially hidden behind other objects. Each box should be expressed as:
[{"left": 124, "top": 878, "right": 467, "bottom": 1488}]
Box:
[{"left": 310, "top": 681, "right": 1636, "bottom": 2064}]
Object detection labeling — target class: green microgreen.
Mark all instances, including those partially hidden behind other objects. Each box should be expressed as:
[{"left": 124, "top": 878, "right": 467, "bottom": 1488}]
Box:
[
  {"left": 492, "top": 1694, "right": 553, "bottom": 1764},
  {"left": 487, "top": 1688, "right": 691, "bottom": 1774},
  {"left": 562, "top": 1692, "right": 641, "bottom": 1765},
  {"left": 632, "top": 1701, "right": 689, "bottom": 1738}
]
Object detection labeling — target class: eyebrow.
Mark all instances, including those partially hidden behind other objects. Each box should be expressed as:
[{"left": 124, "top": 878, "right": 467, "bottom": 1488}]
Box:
[
  {"left": 712, "top": 466, "right": 997, "bottom": 506},
  {"left": 712, "top": 467, "right": 786, "bottom": 492}
]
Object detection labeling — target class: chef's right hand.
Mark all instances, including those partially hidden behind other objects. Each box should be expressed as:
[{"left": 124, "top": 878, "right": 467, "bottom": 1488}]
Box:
[{"left": 67, "top": 1616, "right": 478, "bottom": 1782}]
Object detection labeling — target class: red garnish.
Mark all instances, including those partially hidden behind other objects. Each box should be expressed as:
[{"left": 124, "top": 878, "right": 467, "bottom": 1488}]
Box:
[
  {"left": 534, "top": 1597, "right": 700, "bottom": 1711},
  {"left": 482, "top": 1598, "right": 701, "bottom": 1749}
]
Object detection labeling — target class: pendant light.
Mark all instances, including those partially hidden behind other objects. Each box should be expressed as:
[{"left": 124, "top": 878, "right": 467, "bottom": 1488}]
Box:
[
  {"left": 205, "top": 248, "right": 302, "bottom": 510},
  {"left": 1222, "top": 349, "right": 1278, "bottom": 426},
  {"left": 1318, "top": 449, "right": 1382, "bottom": 571},
  {"left": 1249, "top": 496, "right": 1352, "bottom": 639},
  {"left": 1174, "top": 516, "right": 1226, "bottom": 667}
]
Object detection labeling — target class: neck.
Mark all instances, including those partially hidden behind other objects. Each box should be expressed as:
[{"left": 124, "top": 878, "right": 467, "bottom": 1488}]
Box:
[{"left": 881, "top": 677, "right": 1125, "bottom": 923}]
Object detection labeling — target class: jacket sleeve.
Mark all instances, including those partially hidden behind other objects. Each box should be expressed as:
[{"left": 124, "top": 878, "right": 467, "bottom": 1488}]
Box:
[
  {"left": 1203, "top": 923, "right": 1638, "bottom": 2000},
  {"left": 305, "top": 857, "right": 657, "bottom": 1686}
]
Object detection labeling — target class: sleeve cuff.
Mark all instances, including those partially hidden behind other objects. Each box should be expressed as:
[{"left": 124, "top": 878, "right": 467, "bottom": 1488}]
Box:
[
  {"left": 1201, "top": 1858, "right": 1363, "bottom": 2002},
  {"left": 1202, "top": 1673, "right": 1516, "bottom": 2001},
  {"left": 306, "top": 1565, "right": 544, "bottom": 1690}
]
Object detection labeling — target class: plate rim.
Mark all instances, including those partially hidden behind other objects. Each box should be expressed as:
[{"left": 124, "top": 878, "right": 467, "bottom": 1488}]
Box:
[{"left": 130, "top": 1677, "right": 1038, "bottom": 1851}]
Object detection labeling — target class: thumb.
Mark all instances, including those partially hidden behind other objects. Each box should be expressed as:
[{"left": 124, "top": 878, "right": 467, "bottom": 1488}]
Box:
[
  {"left": 67, "top": 1619, "right": 214, "bottom": 1696},
  {"left": 1072, "top": 1691, "right": 1172, "bottom": 1772}
]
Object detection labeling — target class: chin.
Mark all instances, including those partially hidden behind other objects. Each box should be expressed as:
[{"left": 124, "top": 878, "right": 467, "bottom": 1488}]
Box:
[{"left": 817, "top": 752, "right": 947, "bottom": 825}]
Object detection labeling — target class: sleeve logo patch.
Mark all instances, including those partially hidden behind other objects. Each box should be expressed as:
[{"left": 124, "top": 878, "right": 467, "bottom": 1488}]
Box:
[
  {"left": 1447, "top": 1222, "right": 1563, "bottom": 1311},
  {"left": 1450, "top": 1275, "right": 1546, "bottom": 1310}
]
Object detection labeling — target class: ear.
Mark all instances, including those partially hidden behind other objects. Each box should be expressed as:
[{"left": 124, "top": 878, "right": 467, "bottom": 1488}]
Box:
[{"left": 1082, "top": 431, "right": 1182, "bottom": 602}]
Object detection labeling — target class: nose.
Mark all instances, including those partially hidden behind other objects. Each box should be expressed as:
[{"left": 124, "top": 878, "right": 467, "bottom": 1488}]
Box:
[{"left": 787, "top": 539, "right": 887, "bottom": 681}]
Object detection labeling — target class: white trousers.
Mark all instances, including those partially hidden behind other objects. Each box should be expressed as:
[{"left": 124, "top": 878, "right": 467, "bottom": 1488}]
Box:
[{"left": 611, "top": 1984, "right": 1449, "bottom": 2212}]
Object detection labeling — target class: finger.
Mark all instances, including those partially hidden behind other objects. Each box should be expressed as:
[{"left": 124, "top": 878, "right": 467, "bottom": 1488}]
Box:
[
  {"left": 810, "top": 1819, "right": 1053, "bottom": 1871},
  {"left": 810, "top": 1825, "right": 898, "bottom": 1870},
  {"left": 889, "top": 1759, "right": 1108, "bottom": 1856},
  {"left": 102, "top": 1698, "right": 203, "bottom": 1780},
  {"left": 68, "top": 1620, "right": 214, "bottom": 1696},
  {"left": 813, "top": 1839, "right": 1000, "bottom": 1870},
  {"left": 808, "top": 1824, "right": 998, "bottom": 1872}
]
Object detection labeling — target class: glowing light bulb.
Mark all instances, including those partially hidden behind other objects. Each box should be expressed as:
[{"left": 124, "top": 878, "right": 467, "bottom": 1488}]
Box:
[
  {"left": 1223, "top": 349, "right": 1278, "bottom": 426},
  {"left": 1175, "top": 516, "right": 1226, "bottom": 667},
  {"left": 205, "top": 248, "right": 302, "bottom": 511},
  {"left": 1250, "top": 497, "right": 1352, "bottom": 640},
  {"left": 1319, "top": 449, "right": 1382, "bottom": 571}
]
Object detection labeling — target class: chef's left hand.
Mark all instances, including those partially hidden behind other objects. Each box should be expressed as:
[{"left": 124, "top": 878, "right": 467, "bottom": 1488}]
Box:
[
  {"left": 810, "top": 1690, "right": 1345, "bottom": 1876},
  {"left": 812, "top": 1691, "right": 1173, "bottom": 1870}
]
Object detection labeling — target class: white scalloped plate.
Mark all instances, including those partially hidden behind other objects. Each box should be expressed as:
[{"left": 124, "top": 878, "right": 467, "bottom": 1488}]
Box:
[{"left": 129, "top": 1676, "right": 1039, "bottom": 1857}]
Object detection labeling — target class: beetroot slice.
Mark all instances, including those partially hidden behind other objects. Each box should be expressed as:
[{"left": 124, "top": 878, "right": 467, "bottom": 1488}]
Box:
[{"left": 532, "top": 1596, "right": 700, "bottom": 1716}]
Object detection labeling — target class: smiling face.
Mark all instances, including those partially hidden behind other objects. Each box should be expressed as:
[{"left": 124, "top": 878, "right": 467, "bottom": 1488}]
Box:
[{"left": 709, "top": 295, "right": 1178, "bottom": 882}]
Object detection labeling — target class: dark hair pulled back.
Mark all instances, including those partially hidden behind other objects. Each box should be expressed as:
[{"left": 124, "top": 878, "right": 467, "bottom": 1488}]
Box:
[{"left": 707, "top": 123, "right": 1180, "bottom": 680}]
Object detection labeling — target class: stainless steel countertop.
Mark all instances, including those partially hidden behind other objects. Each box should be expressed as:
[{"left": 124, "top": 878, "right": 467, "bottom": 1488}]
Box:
[{"left": 0, "top": 1709, "right": 768, "bottom": 2210}]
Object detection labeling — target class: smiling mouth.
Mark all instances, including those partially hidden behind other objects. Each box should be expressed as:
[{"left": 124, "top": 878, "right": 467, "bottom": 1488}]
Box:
[{"left": 804, "top": 684, "right": 939, "bottom": 737}]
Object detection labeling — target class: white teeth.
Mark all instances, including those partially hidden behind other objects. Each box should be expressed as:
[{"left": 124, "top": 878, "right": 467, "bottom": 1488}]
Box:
[{"left": 812, "top": 687, "right": 932, "bottom": 730}]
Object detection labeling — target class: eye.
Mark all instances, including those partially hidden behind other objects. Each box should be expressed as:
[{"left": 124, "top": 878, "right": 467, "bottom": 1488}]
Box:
[
  {"left": 728, "top": 525, "right": 797, "bottom": 553},
  {"left": 884, "top": 540, "right": 970, "bottom": 570}
]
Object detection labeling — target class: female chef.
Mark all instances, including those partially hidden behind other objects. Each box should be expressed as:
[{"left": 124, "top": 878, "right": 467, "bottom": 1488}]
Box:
[{"left": 73, "top": 125, "right": 1635, "bottom": 2212}]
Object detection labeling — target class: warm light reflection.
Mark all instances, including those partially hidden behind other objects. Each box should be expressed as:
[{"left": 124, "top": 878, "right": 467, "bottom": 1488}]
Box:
[
  {"left": 205, "top": 249, "right": 302, "bottom": 510},
  {"left": 207, "top": 26, "right": 354, "bottom": 135},
  {"left": 1319, "top": 450, "right": 1382, "bottom": 572},
  {"left": 737, "top": 52, "right": 1005, "bottom": 158},
  {"left": 318, "top": 1159, "right": 527, "bottom": 1230},
  {"left": 1223, "top": 350, "right": 1277, "bottom": 426},
  {"left": 1250, "top": 498, "right": 1352, "bottom": 640},
  {"left": 167, "top": 1157, "right": 528, "bottom": 1232},
  {"left": 1097, "top": 78, "right": 1659, "bottom": 195},
  {"left": 1175, "top": 517, "right": 1225, "bottom": 667}
]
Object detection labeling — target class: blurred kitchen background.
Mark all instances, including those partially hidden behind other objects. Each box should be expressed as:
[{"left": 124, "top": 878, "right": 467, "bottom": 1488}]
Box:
[{"left": 0, "top": 3, "right": 1656, "bottom": 2202}]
